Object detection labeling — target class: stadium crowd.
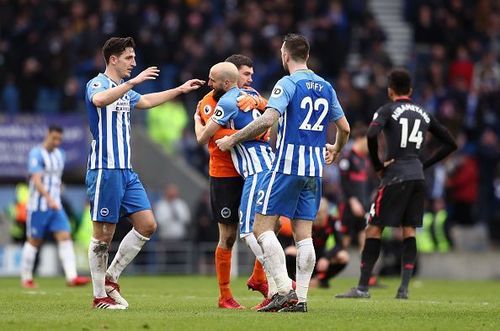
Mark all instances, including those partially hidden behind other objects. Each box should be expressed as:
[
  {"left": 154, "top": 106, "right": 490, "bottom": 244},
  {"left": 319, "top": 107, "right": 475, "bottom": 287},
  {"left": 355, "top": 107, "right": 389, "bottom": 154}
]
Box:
[{"left": 0, "top": 0, "right": 499, "bottom": 246}]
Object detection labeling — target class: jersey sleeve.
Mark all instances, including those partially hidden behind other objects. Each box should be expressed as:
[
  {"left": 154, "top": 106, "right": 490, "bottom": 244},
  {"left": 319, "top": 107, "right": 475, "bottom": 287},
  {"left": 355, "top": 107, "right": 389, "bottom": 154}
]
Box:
[
  {"left": 370, "top": 105, "right": 391, "bottom": 128},
  {"left": 211, "top": 96, "right": 238, "bottom": 126},
  {"left": 367, "top": 105, "right": 391, "bottom": 171},
  {"left": 128, "top": 89, "right": 142, "bottom": 109},
  {"left": 266, "top": 77, "right": 296, "bottom": 115},
  {"left": 329, "top": 86, "right": 345, "bottom": 122},
  {"left": 28, "top": 148, "right": 44, "bottom": 174},
  {"left": 198, "top": 93, "right": 216, "bottom": 125},
  {"left": 86, "top": 76, "right": 109, "bottom": 103}
]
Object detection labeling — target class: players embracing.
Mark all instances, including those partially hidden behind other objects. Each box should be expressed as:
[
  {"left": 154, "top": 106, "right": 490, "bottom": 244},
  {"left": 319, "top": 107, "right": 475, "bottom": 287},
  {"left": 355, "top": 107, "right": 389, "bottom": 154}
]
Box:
[
  {"left": 194, "top": 55, "right": 278, "bottom": 309},
  {"left": 217, "top": 33, "right": 350, "bottom": 312}
]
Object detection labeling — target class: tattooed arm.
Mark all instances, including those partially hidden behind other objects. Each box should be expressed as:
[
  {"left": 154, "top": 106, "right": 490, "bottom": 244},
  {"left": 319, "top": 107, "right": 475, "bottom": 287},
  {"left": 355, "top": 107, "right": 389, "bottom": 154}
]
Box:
[{"left": 216, "top": 108, "right": 280, "bottom": 151}]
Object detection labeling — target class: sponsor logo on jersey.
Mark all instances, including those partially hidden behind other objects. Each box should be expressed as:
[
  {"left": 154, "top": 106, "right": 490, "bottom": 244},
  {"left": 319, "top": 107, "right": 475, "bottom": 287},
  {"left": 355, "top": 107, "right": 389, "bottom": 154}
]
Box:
[
  {"left": 271, "top": 86, "right": 283, "bottom": 98},
  {"left": 92, "top": 82, "right": 102, "bottom": 89},
  {"left": 213, "top": 106, "right": 224, "bottom": 120}
]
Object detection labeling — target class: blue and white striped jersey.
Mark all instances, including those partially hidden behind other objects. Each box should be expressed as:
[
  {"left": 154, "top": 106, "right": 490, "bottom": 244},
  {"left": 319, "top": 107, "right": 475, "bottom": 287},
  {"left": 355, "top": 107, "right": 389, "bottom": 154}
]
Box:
[
  {"left": 85, "top": 73, "right": 142, "bottom": 169},
  {"left": 267, "top": 70, "right": 344, "bottom": 177},
  {"left": 27, "top": 145, "right": 65, "bottom": 212},
  {"left": 212, "top": 87, "right": 274, "bottom": 179}
]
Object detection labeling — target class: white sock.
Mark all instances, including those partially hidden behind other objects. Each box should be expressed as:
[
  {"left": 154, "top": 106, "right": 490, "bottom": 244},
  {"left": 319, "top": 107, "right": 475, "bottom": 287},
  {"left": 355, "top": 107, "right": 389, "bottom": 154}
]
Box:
[
  {"left": 106, "top": 229, "right": 149, "bottom": 282},
  {"left": 257, "top": 231, "right": 292, "bottom": 295},
  {"left": 243, "top": 234, "right": 278, "bottom": 298},
  {"left": 58, "top": 240, "right": 77, "bottom": 281},
  {"left": 295, "top": 238, "right": 316, "bottom": 303},
  {"left": 21, "top": 242, "right": 38, "bottom": 282},
  {"left": 88, "top": 238, "right": 109, "bottom": 298}
]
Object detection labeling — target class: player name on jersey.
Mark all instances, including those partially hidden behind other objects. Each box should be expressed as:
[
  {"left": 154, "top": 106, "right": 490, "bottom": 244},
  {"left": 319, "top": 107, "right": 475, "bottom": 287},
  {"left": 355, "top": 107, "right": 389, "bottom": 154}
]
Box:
[{"left": 391, "top": 103, "right": 430, "bottom": 123}]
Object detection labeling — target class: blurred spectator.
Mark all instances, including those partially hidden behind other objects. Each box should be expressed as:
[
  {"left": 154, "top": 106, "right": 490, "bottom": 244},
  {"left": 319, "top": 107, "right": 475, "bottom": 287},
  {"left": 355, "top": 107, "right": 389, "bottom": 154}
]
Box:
[
  {"left": 193, "top": 190, "right": 218, "bottom": 243},
  {"left": 147, "top": 100, "right": 188, "bottom": 155},
  {"left": 445, "top": 135, "right": 479, "bottom": 226},
  {"left": 153, "top": 184, "right": 191, "bottom": 241},
  {"left": 477, "top": 128, "right": 500, "bottom": 231}
]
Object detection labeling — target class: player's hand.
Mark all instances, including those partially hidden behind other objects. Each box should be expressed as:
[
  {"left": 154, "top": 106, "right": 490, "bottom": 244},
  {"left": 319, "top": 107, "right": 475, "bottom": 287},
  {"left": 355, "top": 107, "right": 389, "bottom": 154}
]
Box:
[
  {"left": 216, "top": 135, "right": 235, "bottom": 151},
  {"left": 237, "top": 94, "right": 258, "bottom": 112},
  {"left": 128, "top": 66, "right": 160, "bottom": 85},
  {"left": 193, "top": 110, "right": 202, "bottom": 123},
  {"left": 376, "top": 159, "right": 395, "bottom": 178},
  {"left": 349, "top": 198, "right": 365, "bottom": 218},
  {"left": 316, "top": 257, "right": 329, "bottom": 272},
  {"left": 256, "top": 128, "right": 270, "bottom": 142},
  {"left": 325, "top": 143, "right": 341, "bottom": 164},
  {"left": 178, "top": 79, "right": 205, "bottom": 94},
  {"left": 47, "top": 197, "right": 59, "bottom": 210}
]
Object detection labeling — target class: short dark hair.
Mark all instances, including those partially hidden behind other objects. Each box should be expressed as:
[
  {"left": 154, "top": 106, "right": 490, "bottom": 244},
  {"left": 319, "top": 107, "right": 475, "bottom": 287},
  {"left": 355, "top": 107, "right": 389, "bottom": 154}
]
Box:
[
  {"left": 102, "top": 37, "right": 136, "bottom": 64},
  {"left": 283, "top": 33, "right": 309, "bottom": 62},
  {"left": 48, "top": 125, "right": 63, "bottom": 133},
  {"left": 388, "top": 68, "right": 412, "bottom": 95},
  {"left": 351, "top": 122, "right": 367, "bottom": 139},
  {"left": 225, "top": 54, "right": 253, "bottom": 69}
]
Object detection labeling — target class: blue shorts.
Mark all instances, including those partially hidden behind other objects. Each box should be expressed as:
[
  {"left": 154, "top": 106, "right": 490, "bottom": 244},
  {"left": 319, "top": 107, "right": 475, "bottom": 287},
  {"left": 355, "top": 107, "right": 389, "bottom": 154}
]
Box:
[
  {"left": 255, "top": 171, "right": 322, "bottom": 221},
  {"left": 86, "top": 169, "right": 151, "bottom": 223},
  {"left": 239, "top": 172, "right": 267, "bottom": 237},
  {"left": 27, "top": 210, "right": 71, "bottom": 239}
]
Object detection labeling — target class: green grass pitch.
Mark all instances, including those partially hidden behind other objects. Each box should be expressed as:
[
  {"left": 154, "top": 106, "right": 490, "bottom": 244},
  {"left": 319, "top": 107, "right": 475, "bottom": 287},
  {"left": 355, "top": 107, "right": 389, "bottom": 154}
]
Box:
[{"left": 0, "top": 276, "right": 499, "bottom": 330}]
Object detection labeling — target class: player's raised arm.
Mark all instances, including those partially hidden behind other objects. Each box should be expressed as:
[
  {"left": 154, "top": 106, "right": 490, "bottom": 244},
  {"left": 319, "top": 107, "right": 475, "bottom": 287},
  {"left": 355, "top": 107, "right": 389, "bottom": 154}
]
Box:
[
  {"left": 92, "top": 64, "right": 159, "bottom": 106},
  {"left": 135, "top": 78, "right": 205, "bottom": 109}
]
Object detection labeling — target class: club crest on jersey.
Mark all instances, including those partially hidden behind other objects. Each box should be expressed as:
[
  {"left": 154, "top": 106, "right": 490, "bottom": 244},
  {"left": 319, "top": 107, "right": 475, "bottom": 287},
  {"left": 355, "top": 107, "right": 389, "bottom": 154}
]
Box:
[
  {"left": 221, "top": 207, "right": 231, "bottom": 219},
  {"left": 203, "top": 105, "right": 212, "bottom": 115},
  {"left": 100, "top": 208, "right": 109, "bottom": 217},
  {"left": 213, "top": 106, "right": 224, "bottom": 120},
  {"left": 271, "top": 86, "right": 283, "bottom": 98}
]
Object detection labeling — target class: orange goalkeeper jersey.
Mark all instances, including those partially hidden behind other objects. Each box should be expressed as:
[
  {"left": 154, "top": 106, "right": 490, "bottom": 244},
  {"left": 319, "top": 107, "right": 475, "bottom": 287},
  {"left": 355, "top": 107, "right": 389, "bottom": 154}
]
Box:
[{"left": 198, "top": 90, "right": 240, "bottom": 178}]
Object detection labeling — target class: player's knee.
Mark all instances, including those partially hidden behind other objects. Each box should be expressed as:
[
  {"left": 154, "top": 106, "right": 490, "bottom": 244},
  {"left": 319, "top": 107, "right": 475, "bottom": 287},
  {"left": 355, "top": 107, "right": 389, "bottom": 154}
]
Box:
[
  {"left": 28, "top": 238, "right": 43, "bottom": 248},
  {"left": 365, "top": 225, "right": 383, "bottom": 238},
  {"left": 54, "top": 231, "right": 71, "bottom": 242},
  {"left": 223, "top": 235, "right": 236, "bottom": 249},
  {"left": 139, "top": 221, "right": 157, "bottom": 238},
  {"left": 336, "top": 250, "right": 350, "bottom": 264},
  {"left": 94, "top": 232, "right": 113, "bottom": 243}
]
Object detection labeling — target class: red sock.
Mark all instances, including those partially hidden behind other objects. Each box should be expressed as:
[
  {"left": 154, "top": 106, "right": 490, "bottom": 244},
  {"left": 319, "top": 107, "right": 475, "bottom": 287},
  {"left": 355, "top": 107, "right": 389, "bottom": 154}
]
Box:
[
  {"left": 215, "top": 246, "right": 232, "bottom": 299},
  {"left": 250, "top": 259, "right": 267, "bottom": 284}
]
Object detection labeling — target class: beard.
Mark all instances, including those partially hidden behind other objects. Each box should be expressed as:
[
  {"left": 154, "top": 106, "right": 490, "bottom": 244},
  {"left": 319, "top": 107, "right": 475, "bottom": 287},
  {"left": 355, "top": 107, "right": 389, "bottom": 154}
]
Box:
[
  {"left": 282, "top": 60, "right": 289, "bottom": 74},
  {"left": 212, "top": 88, "right": 225, "bottom": 101}
]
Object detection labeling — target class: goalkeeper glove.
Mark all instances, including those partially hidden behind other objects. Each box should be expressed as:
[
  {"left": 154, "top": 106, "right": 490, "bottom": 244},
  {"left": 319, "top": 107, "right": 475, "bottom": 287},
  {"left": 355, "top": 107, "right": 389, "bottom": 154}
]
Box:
[{"left": 237, "top": 94, "right": 258, "bottom": 112}]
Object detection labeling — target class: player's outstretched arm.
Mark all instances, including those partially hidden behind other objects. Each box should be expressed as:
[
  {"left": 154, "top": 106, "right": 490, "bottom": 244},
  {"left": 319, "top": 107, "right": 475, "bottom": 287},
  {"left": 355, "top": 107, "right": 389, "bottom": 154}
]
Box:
[
  {"left": 136, "top": 78, "right": 205, "bottom": 109},
  {"left": 422, "top": 118, "right": 457, "bottom": 169},
  {"left": 325, "top": 116, "right": 350, "bottom": 164},
  {"left": 216, "top": 108, "right": 280, "bottom": 151},
  {"left": 92, "top": 66, "right": 160, "bottom": 107}
]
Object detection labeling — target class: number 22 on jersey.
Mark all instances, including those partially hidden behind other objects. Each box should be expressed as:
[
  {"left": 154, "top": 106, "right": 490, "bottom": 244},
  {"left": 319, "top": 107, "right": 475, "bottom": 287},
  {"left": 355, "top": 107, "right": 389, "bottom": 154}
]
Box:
[{"left": 299, "top": 96, "right": 329, "bottom": 131}]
